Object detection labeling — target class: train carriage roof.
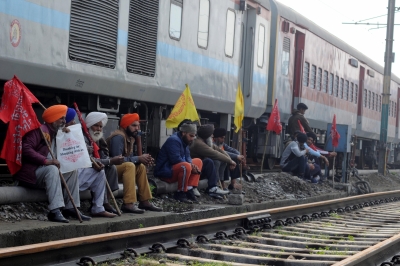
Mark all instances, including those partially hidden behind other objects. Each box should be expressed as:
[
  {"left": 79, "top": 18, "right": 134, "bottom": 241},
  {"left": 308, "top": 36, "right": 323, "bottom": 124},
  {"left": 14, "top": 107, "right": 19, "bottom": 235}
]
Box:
[{"left": 272, "top": 0, "right": 400, "bottom": 84}]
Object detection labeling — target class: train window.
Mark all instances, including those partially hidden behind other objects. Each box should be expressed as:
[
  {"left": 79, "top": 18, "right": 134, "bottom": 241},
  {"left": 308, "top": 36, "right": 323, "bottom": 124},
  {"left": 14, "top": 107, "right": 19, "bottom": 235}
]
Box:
[
  {"left": 355, "top": 84, "right": 358, "bottom": 104},
  {"left": 310, "top": 65, "right": 316, "bottom": 89},
  {"left": 328, "top": 73, "right": 333, "bottom": 95},
  {"left": 257, "top": 24, "right": 265, "bottom": 67},
  {"left": 334, "top": 76, "right": 339, "bottom": 96},
  {"left": 344, "top": 80, "right": 349, "bottom": 100},
  {"left": 372, "top": 92, "right": 375, "bottom": 109},
  {"left": 282, "top": 37, "right": 290, "bottom": 76},
  {"left": 197, "top": 0, "right": 210, "bottom": 49},
  {"left": 169, "top": 0, "right": 183, "bottom": 40},
  {"left": 339, "top": 78, "right": 344, "bottom": 98},
  {"left": 350, "top": 82, "right": 354, "bottom": 102},
  {"left": 225, "top": 9, "right": 236, "bottom": 57},
  {"left": 316, "top": 68, "right": 322, "bottom": 90},
  {"left": 322, "top": 71, "right": 328, "bottom": 92},
  {"left": 303, "top": 62, "right": 310, "bottom": 87},
  {"left": 368, "top": 91, "right": 371, "bottom": 108},
  {"left": 364, "top": 89, "right": 367, "bottom": 107}
]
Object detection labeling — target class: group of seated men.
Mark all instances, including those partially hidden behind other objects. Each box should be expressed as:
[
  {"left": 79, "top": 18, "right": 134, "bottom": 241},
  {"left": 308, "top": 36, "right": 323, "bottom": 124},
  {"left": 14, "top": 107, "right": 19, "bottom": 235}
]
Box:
[
  {"left": 15, "top": 105, "right": 245, "bottom": 223},
  {"left": 16, "top": 105, "right": 162, "bottom": 223},
  {"left": 282, "top": 102, "right": 337, "bottom": 183},
  {"left": 154, "top": 121, "right": 245, "bottom": 203}
]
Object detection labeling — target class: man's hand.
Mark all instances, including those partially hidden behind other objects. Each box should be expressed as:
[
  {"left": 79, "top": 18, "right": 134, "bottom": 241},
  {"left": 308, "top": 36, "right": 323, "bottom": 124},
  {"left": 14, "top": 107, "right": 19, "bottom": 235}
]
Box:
[
  {"left": 305, "top": 148, "right": 309, "bottom": 154},
  {"left": 330, "top": 152, "right": 337, "bottom": 157},
  {"left": 62, "top": 127, "right": 70, "bottom": 133},
  {"left": 322, "top": 156, "right": 330, "bottom": 166},
  {"left": 93, "top": 161, "right": 104, "bottom": 172},
  {"left": 138, "top": 154, "right": 154, "bottom": 166},
  {"left": 308, "top": 163, "right": 315, "bottom": 170},
  {"left": 237, "top": 155, "right": 246, "bottom": 163},
  {"left": 191, "top": 163, "right": 201, "bottom": 174},
  {"left": 229, "top": 160, "right": 236, "bottom": 170},
  {"left": 45, "top": 159, "right": 60, "bottom": 169},
  {"left": 110, "top": 155, "right": 124, "bottom": 165}
]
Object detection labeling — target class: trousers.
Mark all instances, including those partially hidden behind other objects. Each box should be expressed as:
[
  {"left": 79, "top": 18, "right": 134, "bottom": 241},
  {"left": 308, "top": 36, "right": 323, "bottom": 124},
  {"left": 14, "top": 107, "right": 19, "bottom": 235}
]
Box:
[
  {"left": 104, "top": 165, "right": 119, "bottom": 203},
  {"left": 160, "top": 158, "right": 202, "bottom": 192},
  {"left": 34, "top": 165, "right": 80, "bottom": 211},
  {"left": 77, "top": 168, "right": 106, "bottom": 213},
  {"left": 282, "top": 156, "right": 309, "bottom": 176},
  {"left": 199, "top": 158, "right": 219, "bottom": 189},
  {"left": 213, "top": 159, "right": 227, "bottom": 181},
  {"left": 115, "top": 162, "right": 152, "bottom": 203}
]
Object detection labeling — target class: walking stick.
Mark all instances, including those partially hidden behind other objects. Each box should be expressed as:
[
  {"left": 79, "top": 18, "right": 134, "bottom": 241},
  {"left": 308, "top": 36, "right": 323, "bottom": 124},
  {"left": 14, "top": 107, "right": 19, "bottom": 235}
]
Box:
[
  {"left": 332, "top": 147, "right": 336, "bottom": 188},
  {"left": 39, "top": 128, "right": 83, "bottom": 223},
  {"left": 73, "top": 102, "right": 122, "bottom": 215},
  {"left": 90, "top": 157, "right": 121, "bottom": 216},
  {"left": 260, "top": 131, "right": 271, "bottom": 173}
]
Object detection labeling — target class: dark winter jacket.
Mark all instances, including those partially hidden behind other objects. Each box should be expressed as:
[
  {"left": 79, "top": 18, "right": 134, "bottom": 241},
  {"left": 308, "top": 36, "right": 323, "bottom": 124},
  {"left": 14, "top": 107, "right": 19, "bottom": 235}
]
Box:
[
  {"left": 14, "top": 124, "right": 55, "bottom": 184},
  {"left": 154, "top": 132, "right": 192, "bottom": 178},
  {"left": 190, "top": 138, "right": 231, "bottom": 163},
  {"left": 287, "top": 109, "right": 312, "bottom": 136}
]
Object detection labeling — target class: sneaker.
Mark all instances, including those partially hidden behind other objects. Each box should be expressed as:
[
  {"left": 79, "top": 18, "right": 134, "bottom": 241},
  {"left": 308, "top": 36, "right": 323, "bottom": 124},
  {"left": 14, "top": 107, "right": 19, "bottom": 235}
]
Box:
[
  {"left": 186, "top": 189, "right": 199, "bottom": 203},
  {"left": 192, "top": 187, "right": 201, "bottom": 197},
  {"left": 174, "top": 191, "right": 192, "bottom": 203},
  {"left": 209, "top": 186, "right": 230, "bottom": 195},
  {"left": 311, "top": 175, "right": 321, "bottom": 184}
]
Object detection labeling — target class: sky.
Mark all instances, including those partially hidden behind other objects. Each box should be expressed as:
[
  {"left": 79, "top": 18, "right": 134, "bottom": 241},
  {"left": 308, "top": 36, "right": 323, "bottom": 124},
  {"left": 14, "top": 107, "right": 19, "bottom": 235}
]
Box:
[{"left": 275, "top": 0, "right": 400, "bottom": 77}]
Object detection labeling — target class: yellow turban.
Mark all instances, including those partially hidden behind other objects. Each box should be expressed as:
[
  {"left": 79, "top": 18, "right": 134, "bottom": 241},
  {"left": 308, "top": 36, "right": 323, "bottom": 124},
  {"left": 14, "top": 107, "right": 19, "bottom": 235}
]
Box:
[
  {"left": 42, "top": 105, "right": 68, "bottom": 123},
  {"left": 120, "top": 113, "right": 140, "bottom": 129}
]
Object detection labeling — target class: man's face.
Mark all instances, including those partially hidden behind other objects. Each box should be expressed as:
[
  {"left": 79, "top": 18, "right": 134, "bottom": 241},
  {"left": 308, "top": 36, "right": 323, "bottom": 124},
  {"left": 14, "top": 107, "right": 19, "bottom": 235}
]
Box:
[
  {"left": 214, "top": 136, "right": 225, "bottom": 146},
  {"left": 126, "top": 121, "right": 140, "bottom": 137},
  {"left": 307, "top": 137, "right": 314, "bottom": 146},
  {"left": 51, "top": 116, "right": 66, "bottom": 131},
  {"left": 299, "top": 108, "right": 306, "bottom": 115},
  {"left": 182, "top": 132, "right": 196, "bottom": 145},
  {"left": 89, "top": 121, "right": 103, "bottom": 142}
]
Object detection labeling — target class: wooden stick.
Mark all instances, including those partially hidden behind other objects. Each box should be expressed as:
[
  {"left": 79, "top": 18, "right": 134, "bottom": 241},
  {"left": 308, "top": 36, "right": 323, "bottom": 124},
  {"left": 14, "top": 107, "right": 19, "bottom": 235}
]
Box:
[
  {"left": 90, "top": 158, "right": 121, "bottom": 216},
  {"left": 332, "top": 147, "right": 336, "bottom": 188},
  {"left": 260, "top": 131, "right": 271, "bottom": 173},
  {"left": 39, "top": 128, "right": 83, "bottom": 223}
]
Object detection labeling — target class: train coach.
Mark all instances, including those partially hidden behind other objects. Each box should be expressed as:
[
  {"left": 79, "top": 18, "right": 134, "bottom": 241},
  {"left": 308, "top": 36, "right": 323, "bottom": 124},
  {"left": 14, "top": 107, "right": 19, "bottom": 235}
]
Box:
[
  {"left": 0, "top": 0, "right": 271, "bottom": 160},
  {"left": 256, "top": 0, "right": 400, "bottom": 171}
]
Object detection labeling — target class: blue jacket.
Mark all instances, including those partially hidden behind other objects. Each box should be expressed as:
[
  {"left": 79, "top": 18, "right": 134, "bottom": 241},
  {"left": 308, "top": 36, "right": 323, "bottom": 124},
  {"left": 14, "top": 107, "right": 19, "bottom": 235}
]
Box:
[{"left": 154, "top": 132, "right": 192, "bottom": 178}]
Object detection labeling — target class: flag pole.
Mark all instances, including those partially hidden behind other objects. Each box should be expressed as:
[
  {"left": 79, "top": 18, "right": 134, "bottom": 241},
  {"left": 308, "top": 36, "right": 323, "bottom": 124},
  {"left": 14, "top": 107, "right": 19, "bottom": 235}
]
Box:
[
  {"left": 239, "top": 128, "right": 243, "bottom": 185},
  {"left": 38, "top": 104, "right": 83, "bottom": 223},
  {"left": 260, "top": 131, "right": 270, "bottom": 173},
  {"left": 332, "top": 147, "right": 336, "bottom": 188}
]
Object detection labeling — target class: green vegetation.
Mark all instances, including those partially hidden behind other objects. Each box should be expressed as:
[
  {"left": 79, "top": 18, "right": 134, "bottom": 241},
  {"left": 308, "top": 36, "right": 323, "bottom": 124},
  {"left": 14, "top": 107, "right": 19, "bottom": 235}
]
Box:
[
  {"left": 330, "top": 213, "right": 341, "bottom": 218},
  {"left": 347, "top": 235, "right": 355, "bottom": 241},
  {"left": 138, "top": 223, "right": 144, "bottom": 228}
]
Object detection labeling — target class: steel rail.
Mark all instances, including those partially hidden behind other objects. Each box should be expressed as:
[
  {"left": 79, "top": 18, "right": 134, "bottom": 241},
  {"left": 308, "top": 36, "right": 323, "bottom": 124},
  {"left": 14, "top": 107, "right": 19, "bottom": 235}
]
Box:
[{"left": 0, "top": 190, "right": 399, "bottom": 265}]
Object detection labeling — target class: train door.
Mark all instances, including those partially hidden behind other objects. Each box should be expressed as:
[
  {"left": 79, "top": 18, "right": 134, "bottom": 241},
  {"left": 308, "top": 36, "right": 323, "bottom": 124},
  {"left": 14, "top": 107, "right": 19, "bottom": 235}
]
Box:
[
  {"left": 239, "top": 6, "right": 257, "bottom": 115},
  {"left": 292, "top": 31, "right": 305, "bottom": 109}
]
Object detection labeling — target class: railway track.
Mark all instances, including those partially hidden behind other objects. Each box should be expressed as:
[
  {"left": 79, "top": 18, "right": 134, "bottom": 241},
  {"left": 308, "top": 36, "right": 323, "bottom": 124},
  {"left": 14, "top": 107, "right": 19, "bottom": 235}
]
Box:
[{"left": 1, "top": 190, "right": 400, "bottom": 266}]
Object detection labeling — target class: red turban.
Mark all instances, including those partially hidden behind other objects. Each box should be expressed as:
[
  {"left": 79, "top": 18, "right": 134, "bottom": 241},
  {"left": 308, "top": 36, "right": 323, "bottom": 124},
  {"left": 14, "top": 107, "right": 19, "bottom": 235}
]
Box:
[
  {"left": 42, "top": 105, "right": 68, "bottom": 123},
  {"left": 120, "top": 113, "right": 140, "bottom": 129}
]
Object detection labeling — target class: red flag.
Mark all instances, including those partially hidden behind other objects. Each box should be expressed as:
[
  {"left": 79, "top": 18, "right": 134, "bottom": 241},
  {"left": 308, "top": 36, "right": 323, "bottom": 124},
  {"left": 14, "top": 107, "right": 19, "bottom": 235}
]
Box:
[
  {"left": 297, "top": 120, "right": 306, "bottom": 133},
  {"left": 331, "top": 114, "right": 340, "bottom": 147},
  {"left": 266, "top": 99, "right": 282, "bottom": 134},
  {"left": 0, "top": 76, "right": 42, "bottom": 174}
]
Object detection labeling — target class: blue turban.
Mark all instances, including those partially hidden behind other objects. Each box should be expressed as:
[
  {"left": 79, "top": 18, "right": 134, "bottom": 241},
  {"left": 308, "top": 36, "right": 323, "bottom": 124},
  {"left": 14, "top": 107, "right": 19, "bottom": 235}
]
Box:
[{"left": 66, "top": 108, "right": 77, "bottom": 124}]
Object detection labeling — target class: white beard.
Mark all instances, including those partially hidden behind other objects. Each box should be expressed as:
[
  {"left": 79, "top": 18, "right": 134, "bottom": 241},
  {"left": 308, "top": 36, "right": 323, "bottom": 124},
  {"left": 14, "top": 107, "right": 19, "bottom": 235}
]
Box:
[
  {"left": 89, "top": 128, "right": 103, "bottom": 142},
  {"left": 206, "top": 137, "right": 213, "bottom": 147}
]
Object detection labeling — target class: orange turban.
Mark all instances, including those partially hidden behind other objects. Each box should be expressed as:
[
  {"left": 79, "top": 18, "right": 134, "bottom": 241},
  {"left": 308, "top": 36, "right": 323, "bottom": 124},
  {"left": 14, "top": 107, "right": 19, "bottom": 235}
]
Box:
[
  {"left": 120, "top": 113, "right": 140, "bottom": 129},
  {"left": 42, "top": 105, "right": 68, "bottom": 123}
]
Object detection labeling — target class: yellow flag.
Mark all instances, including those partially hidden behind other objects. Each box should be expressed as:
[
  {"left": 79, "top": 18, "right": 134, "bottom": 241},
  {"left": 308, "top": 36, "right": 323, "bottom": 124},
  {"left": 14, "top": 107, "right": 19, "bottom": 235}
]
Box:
[
  {"left": 166, "top": 84, "right": 200, "bottom": 128},
  {"left": 234, "top": 83, "right": 244, "bottom": 133}
]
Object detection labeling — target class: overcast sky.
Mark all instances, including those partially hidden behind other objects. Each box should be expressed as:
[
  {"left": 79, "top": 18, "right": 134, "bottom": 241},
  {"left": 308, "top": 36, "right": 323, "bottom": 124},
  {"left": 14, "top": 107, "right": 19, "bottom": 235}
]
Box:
[{"left": 275, "top": 0, "right": 400, "bottom": 77}]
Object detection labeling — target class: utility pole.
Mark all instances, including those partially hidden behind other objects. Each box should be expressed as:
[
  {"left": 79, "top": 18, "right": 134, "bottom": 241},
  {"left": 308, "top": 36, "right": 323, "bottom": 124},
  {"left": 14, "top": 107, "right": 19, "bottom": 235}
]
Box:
[{"left": 378, "top": 0, "right": 396, "bottom": 175}]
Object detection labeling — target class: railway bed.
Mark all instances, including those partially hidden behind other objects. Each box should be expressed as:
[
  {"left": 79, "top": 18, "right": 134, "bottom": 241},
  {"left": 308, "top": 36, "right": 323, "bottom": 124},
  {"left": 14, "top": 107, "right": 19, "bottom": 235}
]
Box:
[{"left": 1, "top": 191, "right": 400, "bottom": 266}]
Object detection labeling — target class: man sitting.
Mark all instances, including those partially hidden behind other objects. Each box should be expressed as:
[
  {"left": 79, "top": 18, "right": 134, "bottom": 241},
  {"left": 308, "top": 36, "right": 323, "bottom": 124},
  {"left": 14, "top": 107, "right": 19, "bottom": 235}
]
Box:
[
  {"left": 213, "top": 128, "right": 245, "bottom": 190},
  {"left": 15, "top": 105, "right": 89, "bottom": 223},
  {"left": 65, "top": 108, "right": 116, "bottom": 218},
  {"left": 280, "top": 132, "right": 309, "bottom": 179},
  {"left": 155, "top": 121, "right": 202, "bottom": 203},
  {"left": 189, "top": 124, "right": 232, "bottom": 198},
  {"left": 107, "top": 113, "right": 162, "bottom": 213}
]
